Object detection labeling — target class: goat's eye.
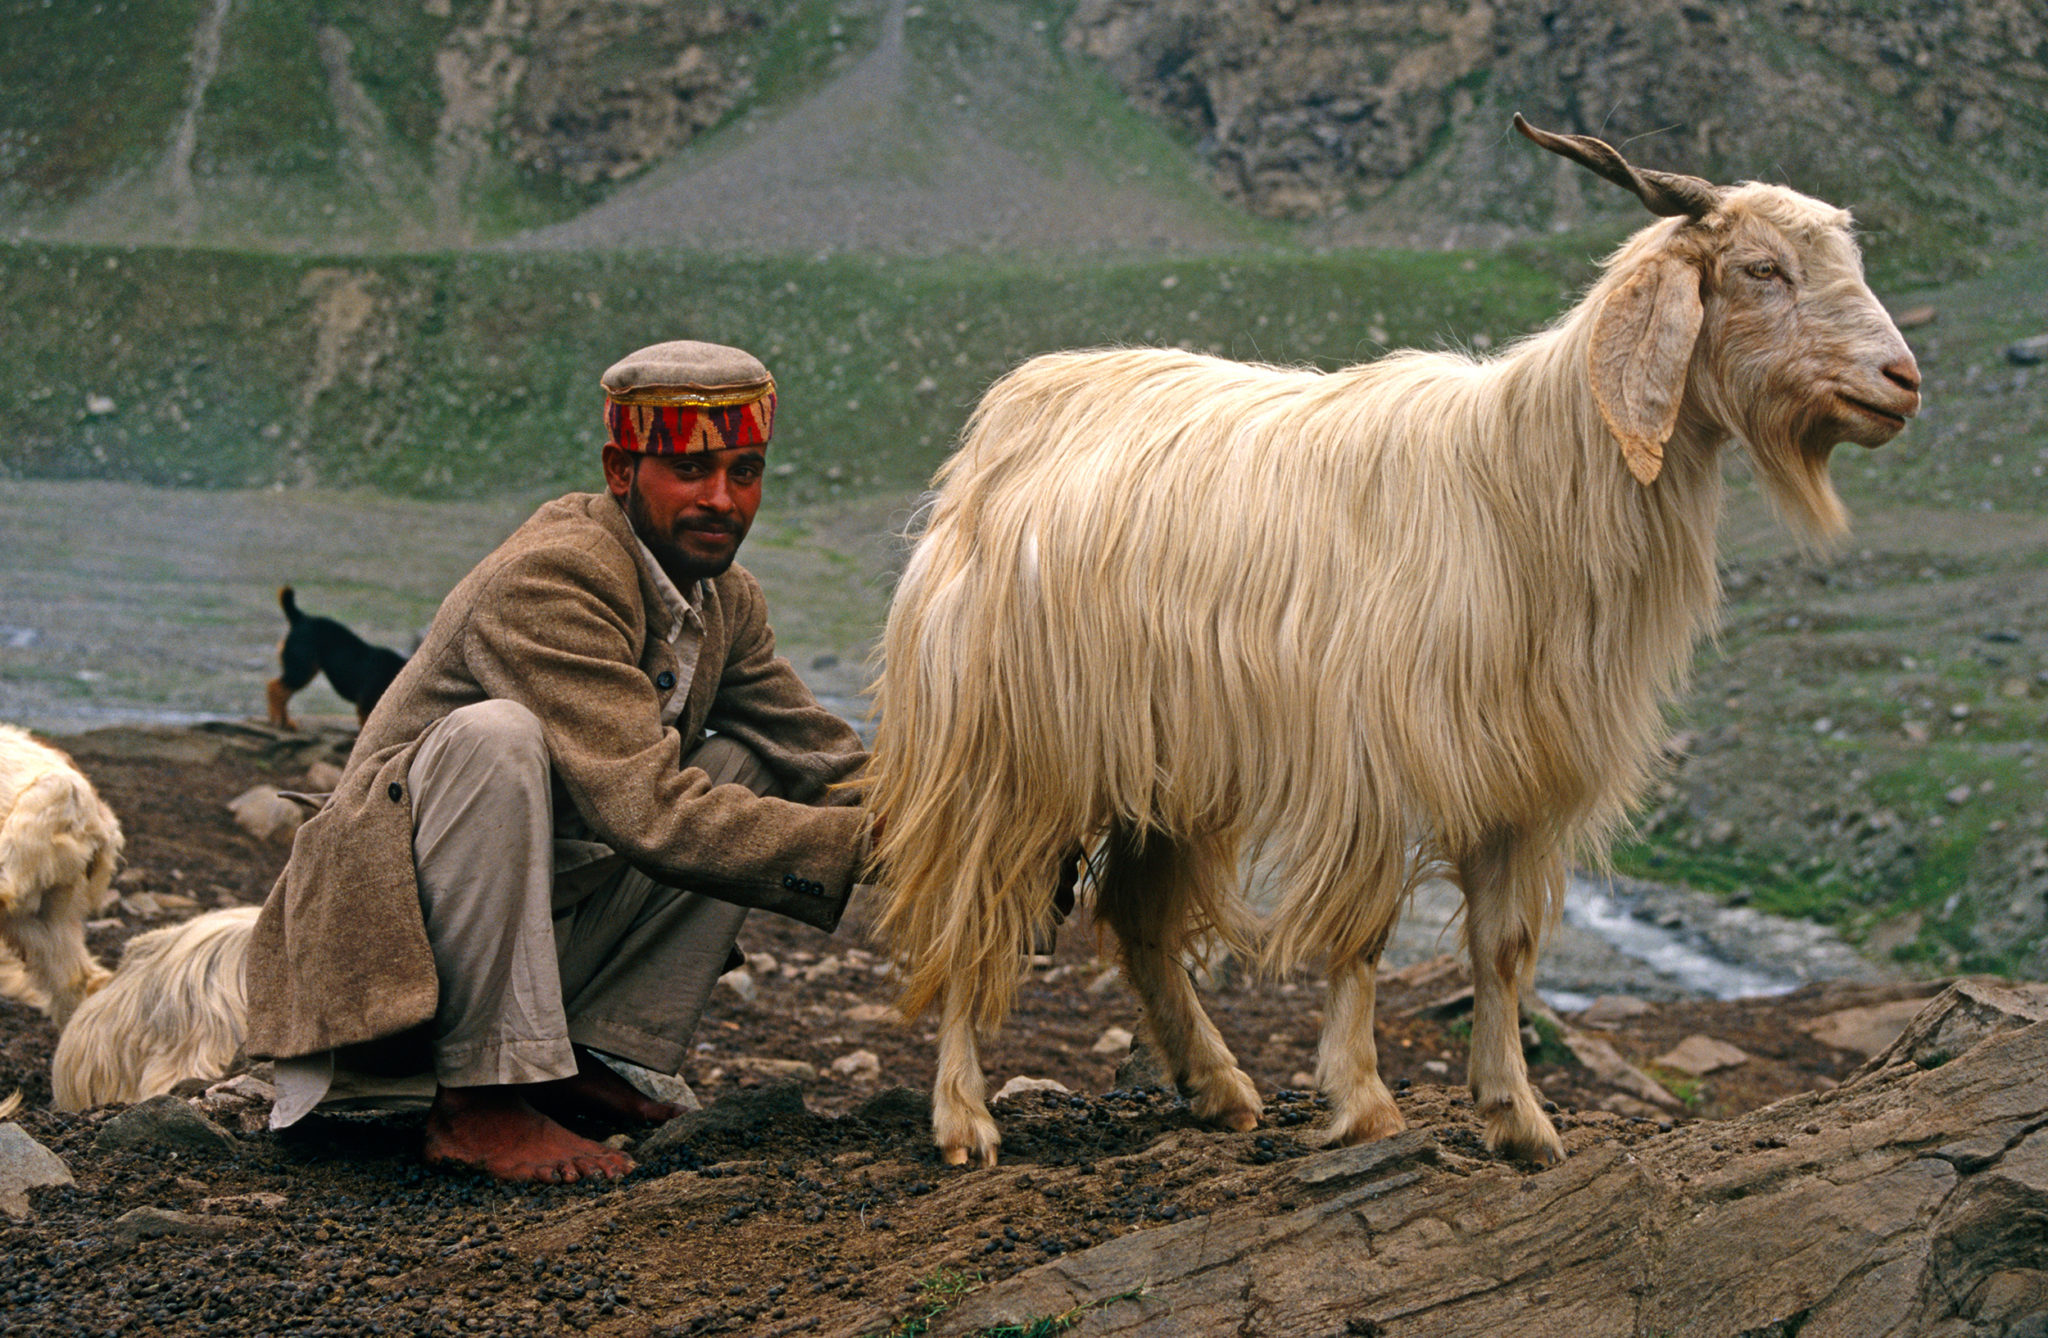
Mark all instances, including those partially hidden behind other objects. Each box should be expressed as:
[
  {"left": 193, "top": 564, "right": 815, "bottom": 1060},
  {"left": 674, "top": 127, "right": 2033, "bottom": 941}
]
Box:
[{"left": 1746, "top": 259, "right": 1780, "bottom": 280}]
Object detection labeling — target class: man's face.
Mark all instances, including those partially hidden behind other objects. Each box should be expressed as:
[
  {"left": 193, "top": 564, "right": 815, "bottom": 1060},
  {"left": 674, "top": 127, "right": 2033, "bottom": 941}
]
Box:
[{"left": 604, "top": 443, "right": 766, "bottom": 582}]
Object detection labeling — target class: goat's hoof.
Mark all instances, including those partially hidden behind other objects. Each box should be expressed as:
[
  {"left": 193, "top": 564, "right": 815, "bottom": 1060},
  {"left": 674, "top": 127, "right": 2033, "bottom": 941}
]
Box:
[
  {"left": 939, "top": 1142, "right": 999, "bottom": 1168},
  {"left": 1313, "top": 1102, "right": 1407, "bottom": 1148},
  {"left": 1190, "top": 1067, "right": 1262, "bottom": 1133},
  {"left": 1481, "top": 1104, "right": 1564, "bottom": 1166},
  {"left": 934, "top": 1104, "right": 1001, "bottom": 1169}
]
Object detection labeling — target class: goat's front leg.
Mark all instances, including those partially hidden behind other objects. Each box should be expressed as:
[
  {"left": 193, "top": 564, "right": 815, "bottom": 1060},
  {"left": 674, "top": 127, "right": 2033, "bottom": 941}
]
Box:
[
  {"left": 1459, "top": 835, "right": 1565, "bottom": 1165},
  {"left": 931, "top": 980, "right": 999, "bottom": 1167},
  {"left": 1312, "top": 927, "right": 1404, "bottom": 1147}
]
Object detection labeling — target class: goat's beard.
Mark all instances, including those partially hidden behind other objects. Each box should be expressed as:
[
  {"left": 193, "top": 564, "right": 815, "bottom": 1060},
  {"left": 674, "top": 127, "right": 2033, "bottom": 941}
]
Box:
[{"left": 1742, "top": 412, "right": 1850, "bottom": 545}]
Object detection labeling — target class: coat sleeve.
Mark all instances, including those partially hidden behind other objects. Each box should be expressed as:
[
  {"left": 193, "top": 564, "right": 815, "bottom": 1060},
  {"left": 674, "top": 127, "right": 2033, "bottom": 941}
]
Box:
[
  {"left": 703, "top": 566, "right": 870, "bottom": 808},
  {"left": 458, "top": 538, "right": 870, "bottom": 919}
]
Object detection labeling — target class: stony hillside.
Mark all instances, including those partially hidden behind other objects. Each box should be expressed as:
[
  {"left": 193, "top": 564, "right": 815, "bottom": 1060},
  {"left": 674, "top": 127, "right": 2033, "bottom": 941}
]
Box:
[
  {"left": 5, "top": 0, "right": 2041, "bottom": 262},
  {"left": 1067, "top": 0, "right": 2048, "bottom": 266},
  {"left": 0, "top": 0, "right": 866, "bottom": 249}
]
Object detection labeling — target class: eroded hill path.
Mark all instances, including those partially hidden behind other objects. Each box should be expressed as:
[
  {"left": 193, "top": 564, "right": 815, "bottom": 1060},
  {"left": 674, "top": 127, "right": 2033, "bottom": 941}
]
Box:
[{"left": 509, "top": 0, "right": 1257, "bottom": 257}]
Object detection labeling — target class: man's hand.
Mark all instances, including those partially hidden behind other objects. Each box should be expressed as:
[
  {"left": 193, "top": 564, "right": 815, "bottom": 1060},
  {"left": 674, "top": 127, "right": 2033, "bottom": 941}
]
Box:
[
  {"left": 1031, "top": 844, "right": 1086, "bottom": 958},
  {"left": 1052, "top": 844, "right": 1082, "bottom": 923}
]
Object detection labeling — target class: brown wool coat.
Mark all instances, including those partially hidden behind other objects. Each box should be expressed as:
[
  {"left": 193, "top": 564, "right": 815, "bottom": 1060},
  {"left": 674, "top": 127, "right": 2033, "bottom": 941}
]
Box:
[{"left": 244, "top": 491, "right": 871, "bottom": 1062}]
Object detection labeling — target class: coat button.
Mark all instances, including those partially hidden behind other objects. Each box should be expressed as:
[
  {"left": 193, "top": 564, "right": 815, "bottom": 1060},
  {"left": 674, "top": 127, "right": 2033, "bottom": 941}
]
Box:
[
  {"left": 783, "top": 874, "right": 797, "bottom": 889},
  {"left": 388, "top": 782, "right": 403, "bottom": 802},
  {"left": 655, "top": 671, "right": 676, "bottom": 690}
]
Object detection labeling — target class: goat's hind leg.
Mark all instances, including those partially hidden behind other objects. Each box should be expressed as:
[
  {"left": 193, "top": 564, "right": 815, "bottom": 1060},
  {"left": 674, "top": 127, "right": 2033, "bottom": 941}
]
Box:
[
  {"left": 1313, "top": 923, "right": 1405, "bottom": 1147},
  {"left": 1459, "top": 833, "right": 1565, "bottom": 1165},
  {"left": 932, "top": 979, "right": 1000, "bottom": 1167},
  {"left": 1097, "top": 828, "right": 1260, "bottom": 1133}
]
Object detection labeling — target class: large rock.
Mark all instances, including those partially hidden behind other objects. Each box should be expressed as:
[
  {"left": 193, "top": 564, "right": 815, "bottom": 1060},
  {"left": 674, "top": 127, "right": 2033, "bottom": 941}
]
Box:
[
  {"left": 0, "top": 1124, "right": 73, "bottom": 1218},
  {"left": 96, "top": 1096, "right": 238, "bottom": 1159},
  {"left": 637, "top": 1080, "right": 813, "bottom": 1157},
  {"left": 936, "top": 981, "right": 2048, "bottom": 1336},
  {"left": 1063, "top": 0, "right": 2048, "bottom": 248}
]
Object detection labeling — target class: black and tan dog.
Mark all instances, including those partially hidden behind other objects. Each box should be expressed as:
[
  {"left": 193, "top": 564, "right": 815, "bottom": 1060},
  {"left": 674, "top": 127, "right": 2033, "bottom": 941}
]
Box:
[{"left": 266, "top": 586, "right": 408, "bottom": 731}]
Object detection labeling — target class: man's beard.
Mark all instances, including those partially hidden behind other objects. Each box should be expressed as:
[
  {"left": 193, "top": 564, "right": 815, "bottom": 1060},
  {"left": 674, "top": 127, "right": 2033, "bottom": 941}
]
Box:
[{"left": 625, "top": 476, "right": 745, "bottom": 583}]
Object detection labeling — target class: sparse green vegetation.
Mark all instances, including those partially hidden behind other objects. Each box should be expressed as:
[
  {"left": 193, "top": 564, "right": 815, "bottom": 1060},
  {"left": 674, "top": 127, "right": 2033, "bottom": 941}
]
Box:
[
  {"left": 0, "top": 0, "right": 206, "bottom": 204},
  {"left": 0, "top": 238, "right": 1569, "bottom": 502},
  {"left": 968, "top": 1287, "right": 1148, "bottom": 1337},
  {"left": 872, "top": 1269, "right": 983, "bottom": 1338},
  {"left": 1646, "top": 1066, "right": 1706, "bottom": 1112}
]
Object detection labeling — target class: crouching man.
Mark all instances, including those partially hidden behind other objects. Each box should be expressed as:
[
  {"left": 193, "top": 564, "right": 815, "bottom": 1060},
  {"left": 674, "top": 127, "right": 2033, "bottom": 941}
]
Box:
[{"left": 245, "top": 340, "right": 875, "bottom": 1184}]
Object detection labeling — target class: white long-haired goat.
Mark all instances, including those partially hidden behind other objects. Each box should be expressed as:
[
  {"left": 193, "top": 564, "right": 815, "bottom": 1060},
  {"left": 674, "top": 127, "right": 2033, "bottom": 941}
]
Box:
[
  {"left": 0, "top": 723, "right": 123, "bottom": 1028},
  {"left": 863, "top": 117, "right": 1922, "bottom": 1167},
  {"left": 51, "top": 905, "right": 256, "bottom": 1111}
]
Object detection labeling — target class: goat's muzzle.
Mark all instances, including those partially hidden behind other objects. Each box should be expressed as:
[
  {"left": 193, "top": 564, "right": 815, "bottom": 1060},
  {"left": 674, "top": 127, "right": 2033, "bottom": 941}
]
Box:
[{"left": 1831, "top": 360, "right": 1919, "bottom": 447}]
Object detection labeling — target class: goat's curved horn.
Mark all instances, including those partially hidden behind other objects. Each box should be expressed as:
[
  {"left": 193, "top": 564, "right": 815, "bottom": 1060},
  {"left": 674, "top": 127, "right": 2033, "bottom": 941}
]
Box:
[{"left": 1513, "top": 114, "right": 1720, "bottom": 221}]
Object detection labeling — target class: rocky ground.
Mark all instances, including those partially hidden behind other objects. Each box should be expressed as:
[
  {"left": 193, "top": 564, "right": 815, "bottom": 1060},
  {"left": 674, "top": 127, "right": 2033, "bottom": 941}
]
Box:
[{"left": 0, "top": 723, "right": 2004, "bottom": 1336}]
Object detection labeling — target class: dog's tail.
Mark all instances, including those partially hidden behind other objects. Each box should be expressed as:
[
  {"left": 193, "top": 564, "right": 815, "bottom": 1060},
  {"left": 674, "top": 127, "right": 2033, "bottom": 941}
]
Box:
[
  {"left": 278, "top": 585, "right": 302, "bottom": 625},
  {"left": 51, "top": 906, "right": 257, "bottom": 1111}
]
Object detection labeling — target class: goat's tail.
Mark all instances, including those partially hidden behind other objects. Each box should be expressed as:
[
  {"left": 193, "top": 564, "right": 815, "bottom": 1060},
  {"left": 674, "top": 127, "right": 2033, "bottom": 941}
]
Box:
[
  {"left": 863, "top": 529, "right": 1090, "bottom": 1034},
  {"left": 51, "top": 906, "right": 256, "bottom": 1111},
  {"left": 278, "top": 585, "right": 302, "bottom": 625}
]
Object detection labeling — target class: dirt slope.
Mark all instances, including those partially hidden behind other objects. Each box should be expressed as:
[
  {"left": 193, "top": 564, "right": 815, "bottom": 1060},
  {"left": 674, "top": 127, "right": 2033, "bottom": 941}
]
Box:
[{"left": 509, "top": 0, "right": 1259, "bottom": 257}]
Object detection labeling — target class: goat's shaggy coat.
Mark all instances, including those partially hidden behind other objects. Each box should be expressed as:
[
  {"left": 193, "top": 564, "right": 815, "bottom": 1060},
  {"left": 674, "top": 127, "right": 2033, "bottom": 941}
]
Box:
[
  {"left": 865, "top": 120, "right": 1922, "bottom": 1166},
  {"left": 0, "top": 723, "right": 122, "bottom": 1028},
  {"left": 51, "top": 906, "right": 256, "bottom": 1111}
]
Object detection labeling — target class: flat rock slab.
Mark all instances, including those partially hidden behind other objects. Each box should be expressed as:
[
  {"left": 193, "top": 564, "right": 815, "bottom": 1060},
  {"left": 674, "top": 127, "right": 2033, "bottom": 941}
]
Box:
[
  {"left": 110, "top": 1206, "right": 250, "bottom": 1243},
  {"left": 936, "top": 981, "right": 2048, "bottom": 1337},
  {"left": 1653, "top": 1033, "right": 1752, "bottom": 1075},
  {"left": 1801, "top": 996, "right": 1941, "bottom": 1057},
  {"left": 96, "top": 1095, "right": 238, "bottom": 1159},
  {"left": 0, "top": 1124, "right": 74, "bottom": 1218}
]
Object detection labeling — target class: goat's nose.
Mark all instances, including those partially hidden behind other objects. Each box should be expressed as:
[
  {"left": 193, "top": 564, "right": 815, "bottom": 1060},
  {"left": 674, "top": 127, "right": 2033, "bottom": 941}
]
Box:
[{"left": 1883, "top": 354, "right": 1921, "bottom": 396}]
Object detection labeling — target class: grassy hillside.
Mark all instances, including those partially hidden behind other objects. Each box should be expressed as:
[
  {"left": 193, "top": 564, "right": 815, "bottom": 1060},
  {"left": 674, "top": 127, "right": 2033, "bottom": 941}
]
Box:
[
  {"left": 0, "top": 238, "right": 1573, "bottom": 500},
  {"left": 0, "top": 0, "right": 873, "bottom": 248}
]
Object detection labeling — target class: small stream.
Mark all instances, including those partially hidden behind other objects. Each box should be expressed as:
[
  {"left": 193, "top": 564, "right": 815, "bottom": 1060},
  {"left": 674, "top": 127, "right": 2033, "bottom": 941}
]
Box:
[
  {"left": 1385, "top": 871, "right": 1888, "bottom": 1009},
  {"left": 1560, "top": 881, "right": 1798, "bottom": 1003}
]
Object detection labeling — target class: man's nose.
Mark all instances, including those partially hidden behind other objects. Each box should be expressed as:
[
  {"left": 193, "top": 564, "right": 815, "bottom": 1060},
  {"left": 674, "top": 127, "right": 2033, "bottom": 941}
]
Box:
[{"left": 699, "top": 469, "right": 735, "bottom": 511}]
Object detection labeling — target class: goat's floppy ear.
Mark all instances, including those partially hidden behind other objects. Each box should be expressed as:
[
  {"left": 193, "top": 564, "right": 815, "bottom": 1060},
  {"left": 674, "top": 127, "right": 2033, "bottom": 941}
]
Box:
[{"left": 1588, "top": 256, "right": 1703, "bottom": 484}]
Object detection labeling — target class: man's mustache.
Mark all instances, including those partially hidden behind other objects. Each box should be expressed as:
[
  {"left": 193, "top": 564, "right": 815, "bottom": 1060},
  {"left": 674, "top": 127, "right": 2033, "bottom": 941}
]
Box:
[{"left": 676, "top": 515, "right": 742, "bottom": 537}]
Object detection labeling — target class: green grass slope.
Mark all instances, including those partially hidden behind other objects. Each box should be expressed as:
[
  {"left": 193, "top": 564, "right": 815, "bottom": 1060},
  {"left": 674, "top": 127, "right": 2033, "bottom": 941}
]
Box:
[
  {"left": 0, "top": 238, "right": 1569, "bottom": 499},
  {"left": 0, "top": 0, "right": 876, "bottom": 250}
]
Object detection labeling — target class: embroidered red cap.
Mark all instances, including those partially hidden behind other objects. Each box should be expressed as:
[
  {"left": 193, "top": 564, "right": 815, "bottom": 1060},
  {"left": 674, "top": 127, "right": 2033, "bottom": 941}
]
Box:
[{"left": 601, "top": 340, "right": 776, "bottom": 455}]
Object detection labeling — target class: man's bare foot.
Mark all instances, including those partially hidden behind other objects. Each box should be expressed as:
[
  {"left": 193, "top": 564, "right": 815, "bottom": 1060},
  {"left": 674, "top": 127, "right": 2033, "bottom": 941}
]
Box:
[
  {"left": 530, "top": 1045, "right": 692, "bottom": 1127},
  {"left": 423, "top": 1085, "right": 634, "bottom": 1184}
]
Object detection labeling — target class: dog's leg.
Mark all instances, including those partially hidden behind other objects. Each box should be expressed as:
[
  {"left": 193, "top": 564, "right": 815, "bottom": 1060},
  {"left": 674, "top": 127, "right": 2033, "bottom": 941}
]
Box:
[
  {"left": 1459, "top": 830, "right": 1564, "bottom": 1165},
  {"left": 931, "top": 979, "right": 998, "bottom": 1167},
  {"left": 266, "top": 677, "right": 298, "bottom": 732},
  {"left": 1313, "top": 922, "right": 1405, "bottom": 1147},
  {"left": 1097, "top": 827, "right": 1260, "bottom": 1133}
]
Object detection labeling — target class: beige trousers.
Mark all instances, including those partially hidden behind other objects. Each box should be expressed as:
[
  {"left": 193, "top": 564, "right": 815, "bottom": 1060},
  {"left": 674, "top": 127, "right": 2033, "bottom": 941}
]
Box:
[{"left": 407, "top": 698, "right": 776, "bottom": 1088}]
